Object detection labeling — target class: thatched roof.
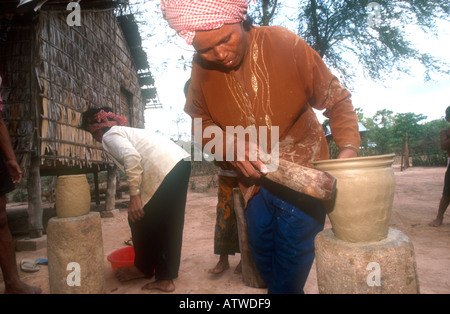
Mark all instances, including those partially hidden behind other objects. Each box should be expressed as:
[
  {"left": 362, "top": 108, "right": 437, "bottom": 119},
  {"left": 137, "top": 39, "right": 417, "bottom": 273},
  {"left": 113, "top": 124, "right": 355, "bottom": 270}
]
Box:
[
  {"left": 0, "top": 0, "right": 152, "bottom": 175},
  {"left": 0, "top": 1, "right": 153, "bottom": 96},
  {"left": 117, "top": 14, "right": 149, "bottom": 70}
]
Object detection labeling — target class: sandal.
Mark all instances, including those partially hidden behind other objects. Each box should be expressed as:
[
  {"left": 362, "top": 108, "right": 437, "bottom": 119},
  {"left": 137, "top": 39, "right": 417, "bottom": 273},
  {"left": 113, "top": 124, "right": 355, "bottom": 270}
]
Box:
[{"left": 20, "top": 259, "right": 40, "bottom": 273}]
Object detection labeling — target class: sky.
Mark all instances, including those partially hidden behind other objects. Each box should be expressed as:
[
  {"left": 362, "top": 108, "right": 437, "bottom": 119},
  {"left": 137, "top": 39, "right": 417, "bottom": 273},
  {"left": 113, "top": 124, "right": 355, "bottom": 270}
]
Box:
[{"left": 141, "top": 4, "right": 450, "bottom": 141}]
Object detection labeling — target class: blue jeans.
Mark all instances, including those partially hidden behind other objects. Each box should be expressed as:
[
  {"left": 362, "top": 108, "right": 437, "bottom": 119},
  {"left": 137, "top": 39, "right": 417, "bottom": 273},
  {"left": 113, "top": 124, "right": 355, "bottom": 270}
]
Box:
[{"left": 246, "top": 186, "right": 325, "bottom": 294}]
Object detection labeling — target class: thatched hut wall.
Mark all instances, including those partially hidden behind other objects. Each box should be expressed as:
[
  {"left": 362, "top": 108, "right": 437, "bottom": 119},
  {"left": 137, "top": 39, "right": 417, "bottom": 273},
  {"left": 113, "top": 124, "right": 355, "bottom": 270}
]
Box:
[
  {"left": 37, "top": 8, "right": 145, "bottom": 171},
  {"left": 1, "top": 5, "right": 146, "bottom": 176},
  {"left": 1, "top": 1, "right": 150, "bottom": 238}
]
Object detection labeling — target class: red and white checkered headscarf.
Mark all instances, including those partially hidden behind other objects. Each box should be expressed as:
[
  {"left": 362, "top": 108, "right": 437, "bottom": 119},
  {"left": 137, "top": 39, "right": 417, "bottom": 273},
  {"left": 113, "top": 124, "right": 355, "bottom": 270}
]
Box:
[
  {"left": 86, "top": 110, "right": 128, "bottom": 134},
  {"left": 161, "top": 0, "right": 248, "bottom": 45}
]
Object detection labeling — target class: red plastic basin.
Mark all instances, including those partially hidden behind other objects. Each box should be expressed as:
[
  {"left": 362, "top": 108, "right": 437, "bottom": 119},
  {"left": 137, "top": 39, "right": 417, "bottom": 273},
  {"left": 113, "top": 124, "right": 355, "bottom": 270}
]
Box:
[{"left": 107, "top": 246, "right": 135, "bottom": 273}]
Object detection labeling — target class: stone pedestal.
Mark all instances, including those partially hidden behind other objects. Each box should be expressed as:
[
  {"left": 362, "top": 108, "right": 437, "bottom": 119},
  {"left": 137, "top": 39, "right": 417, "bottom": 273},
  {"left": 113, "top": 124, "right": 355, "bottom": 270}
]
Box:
[
  {"left": 315, "top": 228, "right": 420, "bottom": 294},
  {"left": 47, "top": 212, "right": 105, "bottom": 294}
]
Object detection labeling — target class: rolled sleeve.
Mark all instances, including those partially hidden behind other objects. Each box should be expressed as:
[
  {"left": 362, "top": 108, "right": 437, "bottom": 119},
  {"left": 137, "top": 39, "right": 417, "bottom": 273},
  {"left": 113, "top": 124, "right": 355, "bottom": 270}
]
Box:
[{"left": 294, "top": 36, "right": 360, "bottom": 152}]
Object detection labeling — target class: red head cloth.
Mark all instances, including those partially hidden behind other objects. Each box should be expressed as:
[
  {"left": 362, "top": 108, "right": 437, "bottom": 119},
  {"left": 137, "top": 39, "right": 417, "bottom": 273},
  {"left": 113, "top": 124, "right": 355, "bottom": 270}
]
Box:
[
  {"left": 87, "top": 110, "right": 128, "bottom": 134},
  {"left": 161, "top": 0, "right": 248, "bottom": 45}
]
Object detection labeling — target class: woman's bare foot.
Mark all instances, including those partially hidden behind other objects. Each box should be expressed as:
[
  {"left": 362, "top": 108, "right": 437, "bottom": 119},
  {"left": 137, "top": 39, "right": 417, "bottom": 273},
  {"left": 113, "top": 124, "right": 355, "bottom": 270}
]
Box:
[
  {"left": 5, "top": 280, "right": 41, "bottom": 294},
  {"left": 115, "top": 265, "right": 145, "bottom": 282},
  {"left": 141, "top": 279, "right": 175, "bottom": 292},
  {"left": 429, "top": 216, "right": 443, "bottom": 227},
  {"left": 208, "top": 257, "right": 230, "bottom": 274}
]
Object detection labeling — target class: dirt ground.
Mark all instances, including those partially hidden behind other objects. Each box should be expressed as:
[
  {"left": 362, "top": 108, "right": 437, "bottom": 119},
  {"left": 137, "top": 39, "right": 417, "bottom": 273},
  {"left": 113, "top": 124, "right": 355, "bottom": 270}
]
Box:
[{"left": 1, "top": 166, "right": 449, "bottom": 294}]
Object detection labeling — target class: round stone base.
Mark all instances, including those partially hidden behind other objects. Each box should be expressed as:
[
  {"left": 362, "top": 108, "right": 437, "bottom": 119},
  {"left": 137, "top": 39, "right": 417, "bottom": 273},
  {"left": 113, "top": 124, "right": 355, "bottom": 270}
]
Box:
[
  {"left": 315, "top": 228, "right": 420, "bottom": 294},
  {"left": 47, "top": 212, "right": 105, "bottom": 294}
]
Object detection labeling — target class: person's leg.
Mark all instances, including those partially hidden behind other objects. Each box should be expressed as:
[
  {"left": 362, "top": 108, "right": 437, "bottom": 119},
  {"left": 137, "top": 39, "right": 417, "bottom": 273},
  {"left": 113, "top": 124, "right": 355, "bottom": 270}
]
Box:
[
  {"left": 209, "top": 254, "right": 230, "bottom": 274},
  {"left": 132, "top": 186, "right": 173, "bottom": 290},
  {"left": 429, "top": 195, "right": 450, "bottom": 227},
  {"left": 210, "top": 175, "right": 239, "bottom": 274},
  {"left": 245, "top": 188, "right": 275, "bottom": 287},
  {"left": 0, "top": 195, "right": 41, "bottom": 294},
  {"left": 127, "top": 189, "right": 168, "bottom": 283},
  {"left": 115, "top": 216, "right": 149, "bottom": 281},
  {"left": 246, "top": 186, "right": 325, "bottom": 294},
  {"left": 430, "top": 165, "right": 450, "bottom": 227},
  {"left": 157, "top": 161, "right": 190, "bottom": 279},
  {"left": 141, "top": 161, "right": 190, "bottom": 292},
  {"left": 0, "top": 156, "right": 41, "bottom": 294},
  {"left": 115, "top": 194, "right": 159, "bottom": 281},
  {"left": 270, "top": 194, "right": 325, "bottom": 294}
]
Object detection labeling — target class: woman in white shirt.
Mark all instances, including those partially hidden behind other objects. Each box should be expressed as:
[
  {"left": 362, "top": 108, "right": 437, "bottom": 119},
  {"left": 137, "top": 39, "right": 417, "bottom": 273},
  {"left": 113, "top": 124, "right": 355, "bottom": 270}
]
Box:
[{"left": 81, "top": 107, "right": 190, "bottom": 292}]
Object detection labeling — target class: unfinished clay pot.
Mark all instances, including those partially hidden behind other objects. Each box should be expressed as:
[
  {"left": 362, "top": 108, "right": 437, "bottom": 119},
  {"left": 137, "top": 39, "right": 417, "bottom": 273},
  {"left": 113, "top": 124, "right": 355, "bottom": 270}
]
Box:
[
  {"left": 313, "top": 154, "right": 395, "bottom": 243},
  {"left": 55, "top": 174, "right": 91, "bottom": 218}
]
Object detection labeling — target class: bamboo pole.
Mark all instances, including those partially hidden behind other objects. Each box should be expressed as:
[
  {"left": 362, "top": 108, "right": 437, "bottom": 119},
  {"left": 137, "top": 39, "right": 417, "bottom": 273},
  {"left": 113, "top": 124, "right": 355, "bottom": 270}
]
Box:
[{"left": 233, "top": 188, "right": 266, "bottom": 288}]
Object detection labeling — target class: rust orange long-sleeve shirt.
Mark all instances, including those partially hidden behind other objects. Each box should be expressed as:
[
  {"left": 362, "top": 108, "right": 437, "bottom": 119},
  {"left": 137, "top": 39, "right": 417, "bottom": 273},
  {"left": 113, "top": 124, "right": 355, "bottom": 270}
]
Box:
[{"left": 185, "top": 26, "right": 360, "bottom": 200}]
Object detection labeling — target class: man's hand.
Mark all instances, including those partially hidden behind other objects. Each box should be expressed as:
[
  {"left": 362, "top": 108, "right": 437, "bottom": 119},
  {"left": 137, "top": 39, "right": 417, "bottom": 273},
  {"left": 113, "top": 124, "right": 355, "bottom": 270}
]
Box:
[
  {"left": 5, "top": 159, "right": 22, "bottom": 184},
  {"left": 128, "top": 194, "right": 145, "bottom": 223},
  {"left": 230, "top": 139, "right": 268, "bottom": 179}
]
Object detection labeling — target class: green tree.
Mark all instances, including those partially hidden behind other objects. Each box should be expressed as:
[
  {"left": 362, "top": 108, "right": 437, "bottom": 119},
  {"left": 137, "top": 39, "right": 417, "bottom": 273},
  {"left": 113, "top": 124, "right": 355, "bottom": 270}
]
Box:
[
  {"left": 251, "top": 0, "right": 279, "bottom": 26},
  {"left": 373, "top": 109, "right": 394, "bottom": 128},
  {"left": 391, "top": 112, "right": 427, "bottom": 150},
  {"left": 410, "top": 117, "right": 448, "bottom": 166},
  {"left": 363, "top": 109, "right": 395, "bottom": 154},
  {"left": 423, "top": 118, "right": 448, "bottom": 139},
  {"left": 296, "top": 0, "right": 449, "bottom": 84},
  {"left": 354, "top": 107, "right": 365, "bottom": 121}
]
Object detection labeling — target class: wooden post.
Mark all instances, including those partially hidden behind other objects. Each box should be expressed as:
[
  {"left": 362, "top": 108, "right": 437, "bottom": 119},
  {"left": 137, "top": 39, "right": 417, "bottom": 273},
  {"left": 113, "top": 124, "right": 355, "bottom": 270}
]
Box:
[
  {"left": 401, "top": 136, "right": 405, "bottom": 171},
  {"left": 93, "top": 170, "right": 100, "bottom": 205},
  {"left": 26, "top": 25, "right": 43, "bottom": 239},
  {"left": 404, "top": 133, "right": 410, "bottom": 169},
  {"left": 105, "top": 165, "right": 117, "bottom": 212},
  {"left": 233, "top": 188, "right": 266, "bottom": 288},
  {"left": 27, "top": 155, "right": 43, "bottom": 238}
]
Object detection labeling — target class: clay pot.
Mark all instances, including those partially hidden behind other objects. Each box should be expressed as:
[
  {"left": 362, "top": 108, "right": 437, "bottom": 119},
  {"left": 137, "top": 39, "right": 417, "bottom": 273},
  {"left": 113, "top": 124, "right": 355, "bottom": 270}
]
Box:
[
  {"left": 313, "top": 154, "right": 395, "bottom": 243},
  {"left": 55, "top": 175, "right": 91, "bottom": 218}
]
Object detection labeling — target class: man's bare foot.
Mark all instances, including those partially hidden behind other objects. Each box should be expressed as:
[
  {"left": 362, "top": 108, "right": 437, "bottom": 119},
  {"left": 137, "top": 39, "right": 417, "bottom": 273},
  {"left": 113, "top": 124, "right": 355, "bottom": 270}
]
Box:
[
  {"left": 208, "top": 259, "right": 230, "bottom": 274},
  {"left": 115, "top": 265, "right": 145, "bottom": 282},
  {"left": 5, "top": 281, "right": 41, "bottom": 294},
  {"left": 141, "top": 279, "right": 175, "bottom": 292},
  {"left": 234, "top": 260, "right": 242, "bottom": 275},
  {"left": 429, "top": 217, "right": 443, "bottom": 227}
]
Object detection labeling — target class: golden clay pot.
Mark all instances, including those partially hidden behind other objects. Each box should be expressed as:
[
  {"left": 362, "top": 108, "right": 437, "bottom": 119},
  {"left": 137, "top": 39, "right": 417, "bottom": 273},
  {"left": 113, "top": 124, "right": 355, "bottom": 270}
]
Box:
[
  {"left": 55, "top": 174, "right": 91, "bottom": 218},
  {"left": 313, "top": 154, "right": 395, "bottom": 243}
]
